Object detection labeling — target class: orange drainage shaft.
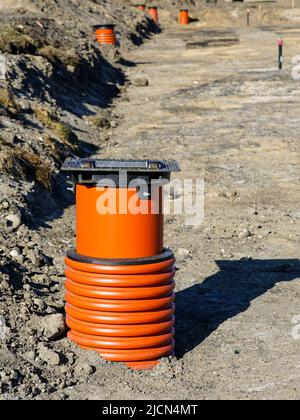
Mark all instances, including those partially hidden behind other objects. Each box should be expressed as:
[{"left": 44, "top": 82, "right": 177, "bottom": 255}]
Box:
[
  {"left": 179, "top": 9, "right": 189, "bottom": 25},
  {"left": 61, "top": 158, "right": 180, "bottom": 370},
  {"left": 136, "top": 4, "right": 146, "bottom": 11},
  {"left": 94, "top": 24, "right": 116, "bottom": 46},
  {"left": 148, "top": 6, "right": 159, "bottom": 23}
]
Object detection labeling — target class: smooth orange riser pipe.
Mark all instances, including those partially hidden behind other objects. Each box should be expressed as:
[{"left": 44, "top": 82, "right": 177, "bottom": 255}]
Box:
[
  {"left": 76, "top": 185, "right": 164, "bottom": 259},
  {"left": 179, "top": 10, "right": 189, "bottom": 25},
  {"left": 148, "top": 7, "right": 159, "bottom": 23},
  {"left": 65, "top": 255, "right": 175, "bottom": 369}
]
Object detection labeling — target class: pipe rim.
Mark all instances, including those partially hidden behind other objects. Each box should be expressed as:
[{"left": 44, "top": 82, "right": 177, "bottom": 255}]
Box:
[{"left": 67, "top": 248, "right": 174, "bottom": 266}]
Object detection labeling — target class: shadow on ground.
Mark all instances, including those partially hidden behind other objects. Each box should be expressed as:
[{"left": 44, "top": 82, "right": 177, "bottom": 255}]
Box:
[{"left": 175, "top": 259, "right": 300, "bottom": 358}]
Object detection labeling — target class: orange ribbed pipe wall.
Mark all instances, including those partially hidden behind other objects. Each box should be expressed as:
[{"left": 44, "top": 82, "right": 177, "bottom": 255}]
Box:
[
  {"left": 65, "top": 254, "right": 176, "bottom": 369},
  {"left": 179, "top": 10, "right": 189, "bottom": 25},
  {"left": 148, "top": 7, "right": 159, "bottom": 23},
  {"left": 94, "top": 25, "right": 116, "bottom": 46}
]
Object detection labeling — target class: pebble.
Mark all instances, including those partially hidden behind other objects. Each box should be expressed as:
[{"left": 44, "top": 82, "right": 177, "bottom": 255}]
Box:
[
  {"left": 74, "top": 363, "right": 95, "bottom": 377},
  {"left": 9, "top": 249, "right": 20, "bottom": 258},
  {"left": 238, "top": 229, "right": 252, "bottom": 239},
  {"left": 38, "top": 345, "right": 61, "bottom": 366},
  {"left": 5, "top": 214, "right": 21, "bottom": 232},
  {"left": 133, "top": 77, "right": 149, "bottom": 87},
  {"left": 33, "top": 298, "right": 47, "bottom": 312},
  {"left": 40, "top": 314, "right": 66, "bottom": 341},
  {"left": 178, "top": 248, "right": 192, "bottom": 259}
]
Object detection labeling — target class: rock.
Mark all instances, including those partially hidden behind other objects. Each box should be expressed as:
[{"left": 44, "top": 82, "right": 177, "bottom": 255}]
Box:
[
  {"left": 1, "top": 201, "right": 10, "bottom": 210},
  {"left": 26, "top": 250, "right": 53, "bottom": 268},
  {"left": 238, "top": 229, "right": 252, "bottom": 239},
  {"left": 178, "top": 248, "right": 192, "bottom": 259},
  {"left": 0, "top": 273, "right": 10, "bottom": 291},
  {"left": 40, "top": 314, "right": 66, "bottom": 341},
  {"left": 33, "top": 298, "right": 47, "bottom": 312},
  {"left": 66, "top": 352, "right": 75, "bottom": 365},
  {"left": 25, "top": 351, "right": 36, "bottom": 361},
  {"left": 5, "top": 214, "right": 22, "bottom": 232},
  {"left": 27, "top": 241, "right": 37, "bottom": 249},
  {"left": 38, "top": 345, "right": 61, "bottom": 366},
  {"left": 9, "top": 248, "right": 24, "bottom": 264},
  {"left": 74, "top": 363, "right": 95, "bottom": 377},
  {"left": 133, "top": 77, "right": 149, "bottom": 87},
  {"left": 9, "top": 249, "right": 20, "bottom": 258}
]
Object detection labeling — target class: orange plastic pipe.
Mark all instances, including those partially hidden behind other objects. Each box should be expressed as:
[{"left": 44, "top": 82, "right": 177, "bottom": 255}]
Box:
[
  {"left": 66, "top": 290, "right": 175, "bottom": 312},
  {"left": 65, "top": 303, "right": 175, "bottom": 325},
  {"left": 65, "top": 266, "right": 175, "bottom": 287},
  {"left": 65, "top": 255, "right": 175, "bottom": 369},
  {"left": 179, "top": 10, "right": 189, "bottom": 25},
  {"left": 65, "top": 278, "right": 175, "bottom": 300},
  {"left": 66, "top": 316, "right": 175, "bottom": 337},
  {"left": 76, "top": 339, "right": 175, "bottom": 363},
  {"left": 68, "top": 329, "right": 175, "bottom": 349},
  {"left": 137, "top": 4, "right": 146, "bottom": 11},
  {"left": 148, "top": 7, "right": 159, "bottom": 23},
  {"left": 65, "top": 256, "right": 175, "bottom": 275},
  {"left": 75, "top": 185, "right": 164, "bottom": 259},
  {"left": 94, "top": 26, "right": 116, "bottom": 46}
]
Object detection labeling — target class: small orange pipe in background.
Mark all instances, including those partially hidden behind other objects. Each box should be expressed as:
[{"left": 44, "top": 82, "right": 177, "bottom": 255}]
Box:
[
  {"left": 148, "top": 6, "right": 159, "bottom": 23},
  {"left": 136, "top": 4, "right": 146, "bottom": 11},
  {"left": 179, "top": 9, "right": 189, "bottom": 25},
  {"left": 93, "top": 24, "right": 116, "bottom": 46},
  {"left": 61, "top": 159, "right": 180, "bottom": 370}
]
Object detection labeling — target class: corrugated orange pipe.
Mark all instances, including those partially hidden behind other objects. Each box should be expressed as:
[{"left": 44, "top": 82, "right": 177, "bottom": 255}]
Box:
[
  {"left": 148, "top": 6, "right": 159, "bottom": 23},
  {"left": 65, "top": 251, "right": 176, "bottom": 369},
  {"left": 179, "top": 9, "right": 189, "bottom": 25},
  {"left": 61, "top": 158, "right": 180, "bottom": 370},
  {"left": 94, "top": 24, "right": 116, "bottom": 46}
]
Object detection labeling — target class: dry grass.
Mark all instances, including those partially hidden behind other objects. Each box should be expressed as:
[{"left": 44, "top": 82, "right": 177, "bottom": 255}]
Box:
[
  {"left": 0, "top": 25, "right": 37, "bottom": 54},
  {"left": 38, "top": 46, "right": 80, "bottom": 68},
  {"left": 34, "top": 106, "right": 77, "bottom": 145},
  {"left": 0, "top": 87, "right": 20, "bottom": 115},
  {"left": 86, "top": 115, "right": 111, "bottom": 129},
  {"left": 0, "top": 136, "right": 53, "bottom": 190}
]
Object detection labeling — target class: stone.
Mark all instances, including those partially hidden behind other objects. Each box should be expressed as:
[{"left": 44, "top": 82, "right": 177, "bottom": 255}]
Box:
[
  {"left": 40, "top": 314, "right": 66, "bottom": 341},
  {"left": 9, "top": 249, "right": 20, "bottom": 258},
  {"left": 238, "top": 229, "right": 252, "bottom": 239},
  {"left": 38, "top": 345, "right": 61, "bottom": 366},
  {"left": 74, "top": 363, "right": 95, "bottom": 377},
  {"left": 33, "top": 298, "right": 47, "bottom": 312},
  {"left": 5, "top": 214, "right": 21, "bottom": 232},
  {"left": 178, "top": 248, "right": 192, "bottom": 259},
  {"left": 0, "top": 273, "right": 10, "bottom": 291},
  {"left": 133, "top": 77, "right": 149, "bottom": 87}
]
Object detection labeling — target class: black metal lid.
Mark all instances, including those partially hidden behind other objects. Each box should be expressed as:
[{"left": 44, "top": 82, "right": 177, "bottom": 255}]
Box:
[
  {"left": 61, "top": 158, "right": 180, "bottom": 186},
  {"left": 93, "top": 24, "right": 115, "bottom": 30}
]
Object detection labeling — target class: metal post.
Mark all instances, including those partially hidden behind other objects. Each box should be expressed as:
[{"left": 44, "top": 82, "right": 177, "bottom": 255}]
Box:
[{"left": 278, "top": 38, "right": 283, "bottom": 70}]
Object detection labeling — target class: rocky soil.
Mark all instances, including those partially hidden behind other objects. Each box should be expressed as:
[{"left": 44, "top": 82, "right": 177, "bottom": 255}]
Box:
[{"left": 0, "top": 0, "right": 300, "bottom": 400}]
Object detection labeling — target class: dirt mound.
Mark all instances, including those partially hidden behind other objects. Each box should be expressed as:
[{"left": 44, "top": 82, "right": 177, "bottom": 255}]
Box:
[{"left": 0, "top": 0, "right": 159, "bottom": 400}]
